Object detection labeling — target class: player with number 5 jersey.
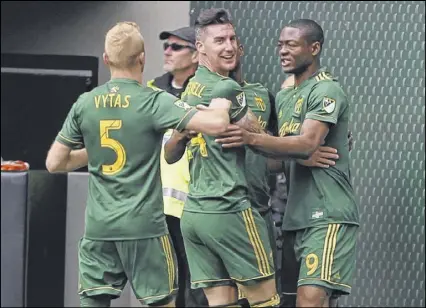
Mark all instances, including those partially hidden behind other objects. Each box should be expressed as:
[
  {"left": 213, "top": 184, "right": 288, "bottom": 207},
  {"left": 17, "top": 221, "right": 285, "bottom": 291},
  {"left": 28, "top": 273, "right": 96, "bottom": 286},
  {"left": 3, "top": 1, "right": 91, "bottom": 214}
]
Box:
[{"left": 46, "top": 21, "right": 232, "bottom": 307}]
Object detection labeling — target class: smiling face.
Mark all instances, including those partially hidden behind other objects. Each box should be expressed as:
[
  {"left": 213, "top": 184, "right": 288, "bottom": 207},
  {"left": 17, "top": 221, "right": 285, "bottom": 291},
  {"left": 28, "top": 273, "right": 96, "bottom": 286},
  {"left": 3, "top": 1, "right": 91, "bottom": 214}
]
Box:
[
  {"left": 196, "top": 23, "right": 238, "bottom": 75},
  {"left": 277, "top": 26, "right": 320, "bottom": 75}
]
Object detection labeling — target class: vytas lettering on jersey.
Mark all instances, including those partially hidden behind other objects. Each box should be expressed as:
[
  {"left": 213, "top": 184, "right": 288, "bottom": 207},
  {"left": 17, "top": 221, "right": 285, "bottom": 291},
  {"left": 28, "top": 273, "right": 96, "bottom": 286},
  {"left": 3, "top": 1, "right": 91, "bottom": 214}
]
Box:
[{"left": 94, "top": 94, "right": 130, "bottom": 108}]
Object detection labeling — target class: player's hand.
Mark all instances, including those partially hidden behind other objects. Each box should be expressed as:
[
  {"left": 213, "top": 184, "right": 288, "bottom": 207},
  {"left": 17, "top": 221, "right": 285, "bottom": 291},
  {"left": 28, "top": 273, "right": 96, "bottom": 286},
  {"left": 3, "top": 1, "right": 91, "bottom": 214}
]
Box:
[
  {"left": 348, "top": 130, "right": 354, "bottom": 152},
  {"left": 215, "top": 124, "right": 250, "bottom": 148},
  {"left": 297, "top": 146, "right": 339, "bottom": 168},
  {"left": 175, "top": 130, "right": 198, "bottom": 143}
]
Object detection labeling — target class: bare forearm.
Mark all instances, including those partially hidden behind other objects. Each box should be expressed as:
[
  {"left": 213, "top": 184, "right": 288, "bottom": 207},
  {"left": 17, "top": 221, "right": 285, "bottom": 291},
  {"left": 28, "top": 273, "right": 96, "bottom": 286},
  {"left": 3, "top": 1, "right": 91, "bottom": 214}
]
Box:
[
  {"left": 248, "top": 133, "right": 315, "bottom": 160},
  {"left": 237, "top": 108, "right": 265, "bottom": 134},
  {"left": 47, "top": 148, "right": 87, "bottom": 173},
  {"left": 164, "top": 134, "right": 189, "bottom": 164},
  {"left": 65, "top": 148, "right": 88, "bottom": 171},
  {"left": 186, "top": 109, "right": 229, "bottom": 136}
]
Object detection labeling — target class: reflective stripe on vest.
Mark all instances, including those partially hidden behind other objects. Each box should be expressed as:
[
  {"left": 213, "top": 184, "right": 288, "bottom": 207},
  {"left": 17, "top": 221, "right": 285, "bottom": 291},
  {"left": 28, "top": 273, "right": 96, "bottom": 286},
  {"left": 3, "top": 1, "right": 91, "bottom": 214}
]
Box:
[{"left": 162, "top": 187, "right": 188, "bottom": 202}]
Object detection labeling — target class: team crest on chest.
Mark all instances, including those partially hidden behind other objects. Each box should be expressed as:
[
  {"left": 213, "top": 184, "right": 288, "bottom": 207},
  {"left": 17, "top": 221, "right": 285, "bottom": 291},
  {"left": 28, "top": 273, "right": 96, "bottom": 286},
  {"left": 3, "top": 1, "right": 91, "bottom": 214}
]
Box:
[
  {"left": 322, "top": 97, "right": 336, "bottom": 113},
  {"left": 294, "top": 97, "right": 303, "bottom": 114}
]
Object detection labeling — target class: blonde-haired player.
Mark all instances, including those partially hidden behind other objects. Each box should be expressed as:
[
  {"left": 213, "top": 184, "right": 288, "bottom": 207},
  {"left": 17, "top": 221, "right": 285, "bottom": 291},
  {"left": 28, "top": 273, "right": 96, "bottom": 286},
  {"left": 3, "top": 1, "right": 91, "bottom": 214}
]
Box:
[{"left": 46, "top": 21, "right": 234, "bottom": 307}]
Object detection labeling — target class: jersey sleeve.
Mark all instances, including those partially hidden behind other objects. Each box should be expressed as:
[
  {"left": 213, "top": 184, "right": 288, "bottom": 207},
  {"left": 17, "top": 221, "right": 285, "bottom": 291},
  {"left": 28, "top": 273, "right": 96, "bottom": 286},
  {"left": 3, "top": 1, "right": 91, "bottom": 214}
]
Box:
[
  {"left": 151, "top": 91, "right": 198, "bottom": 133},
  {"left": 55, "top": 100, "right": 84, "bottom": 149},
  {"left": 211, "top": 78, "right": 248, "bottom": 122},
  {"left": 306, "top": 82, "right": 348, "bottom": 125}
]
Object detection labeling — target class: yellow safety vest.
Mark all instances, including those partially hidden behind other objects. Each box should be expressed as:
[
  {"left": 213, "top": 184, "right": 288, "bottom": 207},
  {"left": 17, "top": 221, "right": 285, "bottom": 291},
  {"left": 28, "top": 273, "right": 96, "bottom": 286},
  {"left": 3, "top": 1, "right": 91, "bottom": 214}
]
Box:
[
  {"left": 160, "top": 130, "right": 190, "bottom": 218},
  {"left": 147, "top": 78, "right": 190, "bottom": 218}
]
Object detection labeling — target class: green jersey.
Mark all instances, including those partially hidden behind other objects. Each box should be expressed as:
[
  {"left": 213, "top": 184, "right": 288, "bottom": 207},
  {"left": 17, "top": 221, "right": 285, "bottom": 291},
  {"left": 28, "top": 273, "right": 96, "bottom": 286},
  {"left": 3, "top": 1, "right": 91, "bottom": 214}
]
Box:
[
  {"left": 276, "top": 68, "right": 359, "bottom": 230},
  {"left": 56, "top": 78, "right": 197, "bottom": 240},
  {"left": 242, "top": 82, "right": 278, "bottom": 213},
  {"left": 182, "top": 66, "right": 248, "bottom": 213}
]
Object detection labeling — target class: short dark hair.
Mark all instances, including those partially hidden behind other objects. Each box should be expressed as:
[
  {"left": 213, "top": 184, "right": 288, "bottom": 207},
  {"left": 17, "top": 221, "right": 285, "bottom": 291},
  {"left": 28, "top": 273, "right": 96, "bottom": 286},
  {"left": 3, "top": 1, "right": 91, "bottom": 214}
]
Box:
[
  {"left": 194, "top": 8, "right": 233, "bottom": 40},
  {"left": 286, "top": 19, "right": 324, "bottom": 48}
]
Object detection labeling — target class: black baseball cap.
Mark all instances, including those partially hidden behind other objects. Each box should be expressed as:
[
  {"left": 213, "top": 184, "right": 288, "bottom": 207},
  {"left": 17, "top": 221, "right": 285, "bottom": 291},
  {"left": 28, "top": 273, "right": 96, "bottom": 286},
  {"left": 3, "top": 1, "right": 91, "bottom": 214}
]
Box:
[{"left": 159, "top": 26, "right": 196, "bottom": 45}]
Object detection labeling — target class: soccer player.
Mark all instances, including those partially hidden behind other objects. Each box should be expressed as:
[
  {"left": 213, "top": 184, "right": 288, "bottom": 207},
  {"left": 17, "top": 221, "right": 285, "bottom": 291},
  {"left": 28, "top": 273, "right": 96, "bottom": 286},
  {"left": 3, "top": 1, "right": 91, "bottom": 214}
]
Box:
[
  {"left": 147, "top": 26, "right": 207, "bottom": 307},
  {"left": 45, "top": 21, "right": 235, "bottom": 307},
  {"left": 215, "top": 19, "right": 359, "bottom": 307},
  {"left": 165, "top": 8, "right": 279, "bottom": 307}
]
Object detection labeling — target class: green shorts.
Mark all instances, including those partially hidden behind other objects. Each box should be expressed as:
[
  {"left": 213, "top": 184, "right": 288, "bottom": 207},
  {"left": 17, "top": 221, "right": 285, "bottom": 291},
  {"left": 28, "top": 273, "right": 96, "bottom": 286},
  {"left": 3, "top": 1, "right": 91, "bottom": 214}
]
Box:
[
  {"left": 181, "top": 207, "right": 275, "bottom": 289},
  {"left": 78, "top": 235, "right": 178, "bottom": 305},
  {"left": 281, "top": 223, "right": 358, "bottom": 297}
]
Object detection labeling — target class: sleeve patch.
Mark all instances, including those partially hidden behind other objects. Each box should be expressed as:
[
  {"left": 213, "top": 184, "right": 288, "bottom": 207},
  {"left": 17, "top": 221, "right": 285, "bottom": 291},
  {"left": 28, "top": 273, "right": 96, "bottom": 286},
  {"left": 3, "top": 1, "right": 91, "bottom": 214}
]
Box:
[
  {"left": 236, "top": 92, "right": 247, "bottom": 108},
  {"left": 322, "top": 97, "right": 336, "bottom": 113},
  {"left": 174, "top": 100, "right": 193, "bottom": 111}
]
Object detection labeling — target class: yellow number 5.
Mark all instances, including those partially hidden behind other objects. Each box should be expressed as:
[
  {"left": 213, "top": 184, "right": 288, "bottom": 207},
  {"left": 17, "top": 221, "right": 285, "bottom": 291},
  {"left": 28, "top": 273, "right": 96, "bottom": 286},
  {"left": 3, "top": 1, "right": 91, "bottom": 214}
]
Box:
[
  {"left": 190, "top": 133, "right": 208, "bottom": 157},
  {"left": 306, "top": 253, "right": 319, "bottom": 276},
  {"left": 100, "top": 120, "right": 126, "bottom": 175}
]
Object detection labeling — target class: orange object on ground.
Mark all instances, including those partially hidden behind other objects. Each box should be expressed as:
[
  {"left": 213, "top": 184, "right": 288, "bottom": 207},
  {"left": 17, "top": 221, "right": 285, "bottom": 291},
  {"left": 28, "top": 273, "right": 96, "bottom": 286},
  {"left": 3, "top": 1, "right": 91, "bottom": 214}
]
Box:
[{"left": 1, "top": 160, "right": 30, "bottom": 171}]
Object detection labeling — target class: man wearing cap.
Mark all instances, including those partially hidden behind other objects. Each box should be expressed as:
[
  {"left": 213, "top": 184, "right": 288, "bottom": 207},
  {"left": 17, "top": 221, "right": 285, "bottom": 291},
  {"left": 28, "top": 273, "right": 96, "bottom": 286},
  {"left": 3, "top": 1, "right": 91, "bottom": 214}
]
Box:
[
  {"left": 147, "top": 26, "right": 205, "bottom": 307},
  {"left": 147, "top": 26, "right": 198, "bottom": 96}
]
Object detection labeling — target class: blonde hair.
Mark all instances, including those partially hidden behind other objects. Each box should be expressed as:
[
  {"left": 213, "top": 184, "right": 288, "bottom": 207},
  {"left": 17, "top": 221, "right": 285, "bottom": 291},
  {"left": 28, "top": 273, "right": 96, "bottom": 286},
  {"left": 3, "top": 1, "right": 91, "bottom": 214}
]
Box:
[{"left": 105, "top": 21, "right": 145, "bottom": 69}]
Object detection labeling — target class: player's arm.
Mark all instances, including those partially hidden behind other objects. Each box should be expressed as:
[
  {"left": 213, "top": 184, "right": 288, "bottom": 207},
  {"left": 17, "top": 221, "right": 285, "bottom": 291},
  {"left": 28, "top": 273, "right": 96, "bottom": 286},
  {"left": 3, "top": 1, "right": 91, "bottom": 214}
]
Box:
[
  {"left": 163, "top": 98, "right": 232, "bottom": 164},
  {"left": 46, "top": 101, "right": 88, "bottom": 173},
  {"left": 217, "top": 83, "right": 347, "bottom": 160},
  {"left": 46, "top": 144, "right": 88, "bottom": 173},
  {"left": 164, "top": 130, "right": 193, "bottom": 164},
  {"left": 153, "top": 91, "right": 231, "bottom": 136},
  {"left": 163, "top": 79, "right": 246, "bottom": 164},
  {"left": 183, "top": 98, "right": 231, "bottom": 135}
]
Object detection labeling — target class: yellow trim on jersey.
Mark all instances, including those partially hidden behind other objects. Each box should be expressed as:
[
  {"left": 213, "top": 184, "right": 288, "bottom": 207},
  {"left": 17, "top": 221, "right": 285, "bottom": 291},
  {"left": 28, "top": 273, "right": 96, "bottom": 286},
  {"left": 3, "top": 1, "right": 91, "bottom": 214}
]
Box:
[
  {"left": 58, "top": 133, "right": 83, "bottom": 145},
  {"left": 242, "top": 208, "right": 271, "bottom": 276},
  {"left": 146, "top": 79, "right": 162, "bottom": 91},
  {"left": 315, "top": 71, "right": 332, "bottom": 82},
  {"left": 321, "top": 224, "right": 340, "bottom": 281}
]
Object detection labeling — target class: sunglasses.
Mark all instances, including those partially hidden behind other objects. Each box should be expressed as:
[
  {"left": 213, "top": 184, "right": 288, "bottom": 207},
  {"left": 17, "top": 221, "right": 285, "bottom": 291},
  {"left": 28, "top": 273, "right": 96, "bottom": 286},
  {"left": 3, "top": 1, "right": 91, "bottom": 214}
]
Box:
[{"left": 163, "top": 42, "right": 195, "bottom": 51}]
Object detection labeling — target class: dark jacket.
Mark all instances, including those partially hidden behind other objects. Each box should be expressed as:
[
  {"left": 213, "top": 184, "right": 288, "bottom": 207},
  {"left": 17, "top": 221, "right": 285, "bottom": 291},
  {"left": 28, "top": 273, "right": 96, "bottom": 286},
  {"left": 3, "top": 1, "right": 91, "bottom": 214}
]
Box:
[{"left": 147, "top": 72, "right": 193, "bottom": 99}]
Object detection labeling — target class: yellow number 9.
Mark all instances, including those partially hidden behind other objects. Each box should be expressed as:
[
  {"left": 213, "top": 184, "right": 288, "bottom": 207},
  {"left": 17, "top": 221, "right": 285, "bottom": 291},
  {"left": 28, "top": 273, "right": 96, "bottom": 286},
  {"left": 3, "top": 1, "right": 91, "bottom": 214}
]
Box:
[
  {"left": 100, "top": 120, "right": 126, "bottom": 175},
  {"left": 306, "top": 253, "right": 319, "bottom": 276}
]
